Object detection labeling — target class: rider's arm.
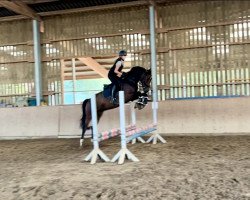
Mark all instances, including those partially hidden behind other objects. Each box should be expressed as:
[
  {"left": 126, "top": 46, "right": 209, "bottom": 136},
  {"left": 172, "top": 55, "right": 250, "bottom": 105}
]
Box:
[{"left": 114, "top": 61, "right": 123, "bottom": 77}]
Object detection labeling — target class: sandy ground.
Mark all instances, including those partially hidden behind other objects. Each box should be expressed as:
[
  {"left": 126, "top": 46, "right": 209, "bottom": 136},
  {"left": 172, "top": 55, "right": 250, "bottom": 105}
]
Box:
[{"left": 0, "top": 136, "right": 249, "bottom": 200}]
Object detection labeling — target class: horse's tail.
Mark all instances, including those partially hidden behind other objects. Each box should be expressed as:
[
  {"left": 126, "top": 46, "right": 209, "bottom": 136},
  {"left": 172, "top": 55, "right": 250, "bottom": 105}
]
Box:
[{"left": 80, "top": 99, "right": 89, "bottom": 130}]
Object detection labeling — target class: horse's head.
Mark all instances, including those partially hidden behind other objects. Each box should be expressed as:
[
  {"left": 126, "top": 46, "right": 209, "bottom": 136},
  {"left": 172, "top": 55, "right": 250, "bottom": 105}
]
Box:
[
  {"left": 126, "top": 66, "right": 152, "bottom": 93},
  {"left": 128, "top": 67, "right": 151, "bottom": 92},
  {"left": 139, "top": 68, "right": 151, "bottom": 93}
]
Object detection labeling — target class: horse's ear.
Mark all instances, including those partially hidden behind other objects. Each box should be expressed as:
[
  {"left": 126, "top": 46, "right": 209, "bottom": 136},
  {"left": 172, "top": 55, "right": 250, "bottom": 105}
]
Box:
[{"left": 147, "top": 69, "right": 151, "bottom": 75}]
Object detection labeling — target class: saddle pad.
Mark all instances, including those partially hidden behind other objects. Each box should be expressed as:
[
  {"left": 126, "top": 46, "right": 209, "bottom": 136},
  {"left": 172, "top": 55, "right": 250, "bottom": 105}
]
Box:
[{"left": 103, "top": 84, "right": 112, "bottom": 98}]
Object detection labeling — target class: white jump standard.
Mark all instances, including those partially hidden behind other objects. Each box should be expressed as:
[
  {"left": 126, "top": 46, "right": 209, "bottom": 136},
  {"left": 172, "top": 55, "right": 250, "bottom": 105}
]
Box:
[
  {"left": 84, "top": 95, "right": 110, "bottom": 164},
  {"left": 111, "top": 91, "right": 139, "bottom": 164},
  {"left": 146, "top": 102, "right": 166, "bottom": 144}
]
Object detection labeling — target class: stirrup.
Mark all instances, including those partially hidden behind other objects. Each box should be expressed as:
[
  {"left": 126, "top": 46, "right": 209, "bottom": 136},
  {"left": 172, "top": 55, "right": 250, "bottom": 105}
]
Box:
[{"left": 111, "top": 97, "right": 118, "bottom": 105}]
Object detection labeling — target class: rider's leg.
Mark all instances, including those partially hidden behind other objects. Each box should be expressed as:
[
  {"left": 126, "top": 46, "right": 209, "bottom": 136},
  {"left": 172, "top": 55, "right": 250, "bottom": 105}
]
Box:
[
  {"left": 111, "top": 84, "right": 117, "bottom": 100},
  {"left": 109, "top": 76, "right": 120, "bottom": 104}
]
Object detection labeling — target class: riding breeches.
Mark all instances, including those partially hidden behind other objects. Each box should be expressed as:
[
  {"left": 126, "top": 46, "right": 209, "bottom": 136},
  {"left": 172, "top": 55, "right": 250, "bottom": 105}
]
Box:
[{"left": 108, "top": 74, "right": 121, "bottom": 88}]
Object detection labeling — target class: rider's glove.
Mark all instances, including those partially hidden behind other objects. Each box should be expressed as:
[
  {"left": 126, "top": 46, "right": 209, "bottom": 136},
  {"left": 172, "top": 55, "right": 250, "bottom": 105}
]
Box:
[{"left": 121, "top": 72, "right": 127, "bottom": 79}]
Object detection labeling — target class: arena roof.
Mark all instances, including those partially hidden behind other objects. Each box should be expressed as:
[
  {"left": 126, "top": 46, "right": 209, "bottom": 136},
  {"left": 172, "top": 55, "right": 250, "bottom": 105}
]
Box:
[
  {"left": 0, "top": 0, "right": 186, "bottom": 21},
  {"left": 0, "top": 0, "right": 138, "bottom": 17}
]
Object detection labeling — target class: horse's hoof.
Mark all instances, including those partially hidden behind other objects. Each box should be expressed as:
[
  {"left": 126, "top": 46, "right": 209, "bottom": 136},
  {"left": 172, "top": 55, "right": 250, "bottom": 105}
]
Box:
[{"left": 80, "top": 139, "right": 84, "bottom": 147}]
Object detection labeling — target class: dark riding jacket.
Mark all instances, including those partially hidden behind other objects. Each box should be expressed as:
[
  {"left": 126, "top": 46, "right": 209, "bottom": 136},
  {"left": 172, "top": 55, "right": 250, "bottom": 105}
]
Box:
[{"left": 108, "top": 57, "right": 124, "bottom": 78}]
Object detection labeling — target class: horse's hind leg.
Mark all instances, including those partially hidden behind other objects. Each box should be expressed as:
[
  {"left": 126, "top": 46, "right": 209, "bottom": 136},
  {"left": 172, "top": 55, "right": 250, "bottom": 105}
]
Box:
[
  {"left": 97, "top": 111, "right": 104, "bottom": 138},
  {"left": 80, "top": 128, "right": 86, "bottom": 147},
  {"left": 80, "top": 106, "right": 103, "bottom": 146},
  {"left": 88, "top": 112, "right": 103, "bottom": 139},
  {"left": 97, "top": 111, "right": 104, "bottom": 123},
  {"left": 80, "top": 115, "right": 91, "bottom": 147},
  {"left": 80, "top": 100, "right": 91, "bottom": 147}
]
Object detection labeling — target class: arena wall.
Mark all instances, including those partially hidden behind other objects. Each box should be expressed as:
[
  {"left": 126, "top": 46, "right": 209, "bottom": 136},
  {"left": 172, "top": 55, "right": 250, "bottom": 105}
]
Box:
[{"left": 0, "top": 97, "right": 249, "bottom": 139}]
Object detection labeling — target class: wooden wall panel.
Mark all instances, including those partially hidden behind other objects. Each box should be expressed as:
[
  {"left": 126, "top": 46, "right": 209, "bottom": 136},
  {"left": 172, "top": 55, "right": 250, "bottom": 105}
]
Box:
[{"left": 0, "top": 1, "right": 249, "bottom": 105}]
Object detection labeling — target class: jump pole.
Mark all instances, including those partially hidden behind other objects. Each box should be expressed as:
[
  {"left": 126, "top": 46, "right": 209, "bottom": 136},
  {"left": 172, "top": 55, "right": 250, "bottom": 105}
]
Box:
[
  {"left": 111, "top": 91, "right": 139, "bottom": 164},
  {"left": 84, "top": 94, "right": 110, "bottom": 164},
  {"left": 130, "top": 102, "right": 146, "bottom": 144},
  {"left": 147, "top": 4, "right": 166, "bottom": 144}
]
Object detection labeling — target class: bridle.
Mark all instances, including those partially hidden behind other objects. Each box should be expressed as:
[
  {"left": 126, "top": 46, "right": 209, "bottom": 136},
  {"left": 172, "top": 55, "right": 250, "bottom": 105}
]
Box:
[{"left": 138, "top": 71, "right": 151, "bottom": 93}]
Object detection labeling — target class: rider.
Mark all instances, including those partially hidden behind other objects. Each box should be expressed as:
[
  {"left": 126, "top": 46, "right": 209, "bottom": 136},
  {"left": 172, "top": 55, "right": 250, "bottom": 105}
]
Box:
[{"left": 108, "top": 50, "right": 127, "bottom": 104}]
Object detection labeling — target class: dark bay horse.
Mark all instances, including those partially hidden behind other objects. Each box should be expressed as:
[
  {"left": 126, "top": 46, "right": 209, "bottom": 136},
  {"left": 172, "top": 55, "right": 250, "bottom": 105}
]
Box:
[{"left": 80, "top": 66, "right": 152, "bottom": 145}]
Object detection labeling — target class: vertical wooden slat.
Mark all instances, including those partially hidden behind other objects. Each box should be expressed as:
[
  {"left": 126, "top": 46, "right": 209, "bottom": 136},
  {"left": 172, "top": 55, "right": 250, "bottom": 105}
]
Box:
[
  {"left": 246, "top": 68, "right": 250, "bottom": 96},
  {"left": 60, "top": 59, "right": 65, "bottom": 104}
]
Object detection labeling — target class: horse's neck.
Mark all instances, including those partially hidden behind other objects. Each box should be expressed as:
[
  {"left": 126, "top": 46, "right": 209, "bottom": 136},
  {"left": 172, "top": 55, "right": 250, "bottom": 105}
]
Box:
[
  {"left": 127, "top": 74, "right": 140, "bottom": 84},
  {"left": 122, "top": 83, "right": 137, "bottom": 95},
  {"left": 124, "top": 76, "right": 139, "bottom": 89}
]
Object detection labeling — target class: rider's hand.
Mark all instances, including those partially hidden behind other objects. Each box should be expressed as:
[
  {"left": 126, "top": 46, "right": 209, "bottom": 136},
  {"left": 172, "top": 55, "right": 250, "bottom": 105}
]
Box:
[{"left": 121, "top": 72, "right": 127, "bottom": 79}]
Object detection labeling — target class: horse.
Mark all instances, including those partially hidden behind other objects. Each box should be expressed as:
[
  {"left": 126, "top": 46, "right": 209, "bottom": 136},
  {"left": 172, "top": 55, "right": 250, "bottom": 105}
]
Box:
[{"left": 80, "top": 66, "right": 152, "bottom": 145}]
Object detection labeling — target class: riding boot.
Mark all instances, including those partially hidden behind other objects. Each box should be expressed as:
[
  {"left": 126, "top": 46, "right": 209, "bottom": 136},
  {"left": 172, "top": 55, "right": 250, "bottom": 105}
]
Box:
[{"left": 111, "top": 85, "right": 118, "bottom": 104}]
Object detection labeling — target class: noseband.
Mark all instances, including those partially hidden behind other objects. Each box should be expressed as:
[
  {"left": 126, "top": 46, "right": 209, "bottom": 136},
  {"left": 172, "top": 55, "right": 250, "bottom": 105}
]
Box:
[{"left": 139, "top": 72, "right": 151, "bottom": 93}]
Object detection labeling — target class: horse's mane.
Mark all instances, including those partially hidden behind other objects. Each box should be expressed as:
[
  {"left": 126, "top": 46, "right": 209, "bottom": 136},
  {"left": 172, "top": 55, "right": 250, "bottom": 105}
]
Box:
[
  {"left": 122, "top": 66, "right": 148, "bottom": 87},
  {"left": 127, "top": 66, "right": 147, "bottom": 78}
]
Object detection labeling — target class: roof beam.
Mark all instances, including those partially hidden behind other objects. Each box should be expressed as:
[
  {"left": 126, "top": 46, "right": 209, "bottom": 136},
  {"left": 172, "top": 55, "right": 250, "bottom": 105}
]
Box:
[
  {"left": 21, "top": 0, "right": 58, "bottom": 3},
  {"left": 78, "top": 57, "right": 108, "bottom": 78},
  {"left": 0, "top": 0, "right": 149, "bottom": 21},
  {"left": 40, "top": 0, "right": 148, "bottom": 16},
  {"left": 0, "top": 0, "right": 42, "bottom": 22},
  {"left": 64, "top": 75, "right": 102, "bottom": 80}
]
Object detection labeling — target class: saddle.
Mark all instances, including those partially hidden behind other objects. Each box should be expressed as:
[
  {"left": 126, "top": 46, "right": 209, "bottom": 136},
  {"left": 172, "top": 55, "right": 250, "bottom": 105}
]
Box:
[
  {"left": 103, "top": 83, "right": 120, "bottom": 99},
  {"left": 103, "top": 83, "right": 148, "bottom": 109}
]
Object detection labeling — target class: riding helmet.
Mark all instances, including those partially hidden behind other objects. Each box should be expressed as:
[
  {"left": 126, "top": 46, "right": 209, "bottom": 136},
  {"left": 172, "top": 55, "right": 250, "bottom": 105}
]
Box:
[{"left": 119, "top": 50, "right": 127, "bottom": 56}]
